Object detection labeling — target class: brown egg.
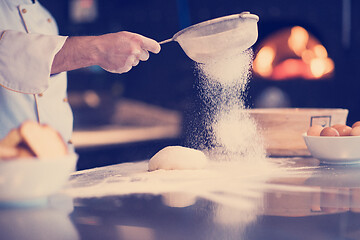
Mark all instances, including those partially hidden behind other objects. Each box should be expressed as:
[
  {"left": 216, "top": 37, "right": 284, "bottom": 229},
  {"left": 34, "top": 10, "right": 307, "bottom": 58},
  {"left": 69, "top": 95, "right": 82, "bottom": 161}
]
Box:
[
  {"left": 352, "top": 121, "right": 360, "bottom": 128},
  {"left": 320, "top": 127, "right": 340, "bottom": 136},
  {"left": 332, "top": 124, "right": 352, "bottom": 136},
  {"left": 332, "top": 124, "right": 345, "bottom": 129},
  {"left": 307, "top": 125, "right": 324, "bottom": 136},
  {"left": 350, "top": 126, "right": 360, "bottom": 136}
]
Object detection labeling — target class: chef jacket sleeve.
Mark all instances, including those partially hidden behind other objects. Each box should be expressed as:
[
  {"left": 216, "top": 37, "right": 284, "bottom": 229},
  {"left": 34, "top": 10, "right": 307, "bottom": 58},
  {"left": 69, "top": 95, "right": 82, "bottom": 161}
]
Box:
[{"left": 0, "top": 30, "right": 67, "bottom": 94}]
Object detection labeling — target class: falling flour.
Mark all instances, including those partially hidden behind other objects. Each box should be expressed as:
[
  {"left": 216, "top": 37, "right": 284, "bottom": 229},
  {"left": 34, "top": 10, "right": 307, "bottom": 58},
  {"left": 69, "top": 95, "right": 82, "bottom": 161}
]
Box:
[
  {"left": 148, "top": 49, "right": 264, "bottom": 170},
  {"left": 193, "top": 49, "right": 266, "bottom": 162}
]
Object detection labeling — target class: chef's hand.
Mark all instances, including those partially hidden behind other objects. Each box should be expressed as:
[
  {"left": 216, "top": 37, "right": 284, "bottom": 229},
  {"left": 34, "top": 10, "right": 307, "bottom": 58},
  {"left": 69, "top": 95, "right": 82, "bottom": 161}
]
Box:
[
  {"left": 96, "top": 31, "right": 161, "bottom": 73},
  {"left": 51, "top": 31, "right": 161, "bottom": 75}
]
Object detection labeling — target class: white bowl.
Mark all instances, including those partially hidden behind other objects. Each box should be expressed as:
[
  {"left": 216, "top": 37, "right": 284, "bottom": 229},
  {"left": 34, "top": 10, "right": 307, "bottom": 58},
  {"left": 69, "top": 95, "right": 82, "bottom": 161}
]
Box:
[
  {"left": 303, "top": 133, "right": 360, "bottom": 164},
  {"left": 0, "top": 153, "right": 78, "bottom": 203}
]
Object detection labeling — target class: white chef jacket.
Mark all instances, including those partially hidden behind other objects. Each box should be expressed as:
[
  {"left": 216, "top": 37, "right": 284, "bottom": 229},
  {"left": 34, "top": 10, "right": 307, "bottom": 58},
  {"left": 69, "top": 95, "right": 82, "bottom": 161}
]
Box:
[{"left": 0, "top": 0, "right": 73, "bottom": 142}]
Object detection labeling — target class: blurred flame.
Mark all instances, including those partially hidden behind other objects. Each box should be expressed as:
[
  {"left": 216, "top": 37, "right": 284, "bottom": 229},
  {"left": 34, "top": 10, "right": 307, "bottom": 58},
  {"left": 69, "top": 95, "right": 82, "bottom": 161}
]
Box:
[
  {"left": 301, "top": 49, "right": 315, "bottom": 64},
  {"left": 324, "top": 58, "right": 335, "bottom": 74},
  {"left": 288, "top": 26, "right": 309, "bottom": 56},
  {"left": 254, "top": 26, "right": 334, "bottom": 80},
  {"left": 310, "top": 58, "right": 326, "bottom": 78},
  {"left": 272, "top": 59, "right": 310, "bottom": 80},
  {"left": 253, "top": 46, "right": 275, "bottom": 78},
  {"left": 313, "top": 44, "right": 328, "bottom": 58},
  {"left": 310, "top": 57, "right": 334, "bottom": 78}
]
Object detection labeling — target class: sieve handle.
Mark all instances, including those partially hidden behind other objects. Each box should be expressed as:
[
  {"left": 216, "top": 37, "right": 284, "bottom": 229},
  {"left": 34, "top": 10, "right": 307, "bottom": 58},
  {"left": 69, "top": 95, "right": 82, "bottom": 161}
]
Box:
[{"left": 159, "top": 38, "right": 173, "bottom": 44}]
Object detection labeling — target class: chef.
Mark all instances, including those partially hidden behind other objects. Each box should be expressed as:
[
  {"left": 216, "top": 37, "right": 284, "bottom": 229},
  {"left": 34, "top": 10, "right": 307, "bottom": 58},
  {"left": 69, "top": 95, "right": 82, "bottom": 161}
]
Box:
[{"left": 0, "top": 0, "right": 161, "bottom": 142}]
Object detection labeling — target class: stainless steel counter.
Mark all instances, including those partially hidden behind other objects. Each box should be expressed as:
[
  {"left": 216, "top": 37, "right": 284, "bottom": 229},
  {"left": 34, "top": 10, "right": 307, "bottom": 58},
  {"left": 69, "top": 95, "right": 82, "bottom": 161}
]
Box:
[{"left": 2, "top": 157, "right": 360, "bottom": 240}]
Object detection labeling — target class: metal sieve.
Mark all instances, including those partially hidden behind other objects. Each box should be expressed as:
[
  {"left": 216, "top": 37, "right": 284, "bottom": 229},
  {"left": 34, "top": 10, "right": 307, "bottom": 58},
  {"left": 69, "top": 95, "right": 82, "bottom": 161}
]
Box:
[{"left": 159, "top": 12, "right": 259, "bottom": 63}]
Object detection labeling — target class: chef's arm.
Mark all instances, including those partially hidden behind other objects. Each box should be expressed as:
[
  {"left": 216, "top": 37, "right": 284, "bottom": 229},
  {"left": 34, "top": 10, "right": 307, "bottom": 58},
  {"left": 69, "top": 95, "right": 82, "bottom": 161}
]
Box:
[
  {"left": 0, "top": 30, "right": 160, "bottom": 94},
  {"left": 51, "top": 31, "right": 161, "bottom": 75}
]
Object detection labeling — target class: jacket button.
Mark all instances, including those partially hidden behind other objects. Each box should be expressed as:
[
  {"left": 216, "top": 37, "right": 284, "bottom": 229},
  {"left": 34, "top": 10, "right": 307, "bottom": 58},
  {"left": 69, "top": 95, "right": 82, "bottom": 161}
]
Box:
[
  {"left": 38, "top": 93, "right": 43, "bottom": 97},
  {"left": 47, "top": 18, "right": 52, "bottom": 23},
  {"left": 22, "top": 9, "right": 27, "bottom": 14},
  {"left": 63, "top": 97, "right": 68, "bottom": 102}
]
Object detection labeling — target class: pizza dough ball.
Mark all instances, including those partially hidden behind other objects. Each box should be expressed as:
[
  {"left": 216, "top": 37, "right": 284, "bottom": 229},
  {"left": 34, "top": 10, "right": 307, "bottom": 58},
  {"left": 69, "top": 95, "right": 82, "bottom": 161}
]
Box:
[{"left": 148, "top": 146, "right": 208, "bottom": 171}]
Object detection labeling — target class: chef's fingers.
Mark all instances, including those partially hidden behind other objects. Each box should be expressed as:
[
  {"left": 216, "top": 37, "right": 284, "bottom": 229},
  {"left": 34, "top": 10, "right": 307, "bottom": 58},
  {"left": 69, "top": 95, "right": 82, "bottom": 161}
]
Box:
[
  {"left": 107, "top": 65, "right": 132, "bottom": 74},
  {"left": 138, "top": 35, "right": 161, "bottom": 54},
  {"left": 125, "top": 54, "right": 139, "bottom": 67},
  {"left": 139, "top": 49, "right": 150, "bottom": 61},
  {"left": 132, "top": 58, "right": 140, "bottom": 67},
  {"left": 131, "top": 49, "right": 146, "bottom": 64},
  {"left": 119, "top": 63, "right": 132, "bottom": 73},
  {"left": 109, "top": 55, "right": 134, "bottom": 73}
]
